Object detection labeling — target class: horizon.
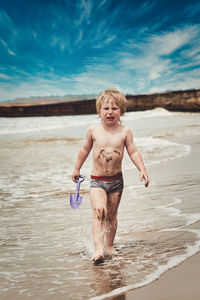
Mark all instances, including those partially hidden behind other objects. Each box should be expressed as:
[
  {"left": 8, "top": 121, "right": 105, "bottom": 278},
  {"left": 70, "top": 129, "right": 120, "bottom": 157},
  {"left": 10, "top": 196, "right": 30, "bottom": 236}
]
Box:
[
  {"left": 1, "top": 87, "right": 199, "bottom": 105},
  {"left": 0, "top": 0, "right": 200, "bottom": 102}
]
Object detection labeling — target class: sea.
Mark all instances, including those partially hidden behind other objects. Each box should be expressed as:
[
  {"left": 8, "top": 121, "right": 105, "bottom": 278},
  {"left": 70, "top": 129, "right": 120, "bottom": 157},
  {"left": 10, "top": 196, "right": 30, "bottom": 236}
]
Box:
[{"left": 0, "top": 108, "right": 200, "bottom": 299}]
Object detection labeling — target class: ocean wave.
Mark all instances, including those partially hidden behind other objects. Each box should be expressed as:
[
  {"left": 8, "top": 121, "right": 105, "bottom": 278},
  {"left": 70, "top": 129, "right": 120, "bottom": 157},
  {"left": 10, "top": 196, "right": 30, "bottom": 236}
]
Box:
[
  {"left": 123, "top": 107, "right": 173, "bottom": 122},
  {"left": 0, "top": 108, "right": 173, "bottom": 136},
  {"left": 123, "top": 137, "right": 191, "bottom": 169},
  {"left": 0, "top": 115, "right": 100, "bottom": 135},
  {"left": 159, "top": 198, "right": 200, "bottom": 229}
]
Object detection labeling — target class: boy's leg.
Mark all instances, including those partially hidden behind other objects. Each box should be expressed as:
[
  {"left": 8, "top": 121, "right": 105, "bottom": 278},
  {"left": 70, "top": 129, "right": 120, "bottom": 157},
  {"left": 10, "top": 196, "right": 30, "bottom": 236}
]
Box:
[
  {"left": 89, "top": 187, "right": 107, "bottom": 260},
  {"left": 105, "top": 190, "right": 122, "bottom": 255}
]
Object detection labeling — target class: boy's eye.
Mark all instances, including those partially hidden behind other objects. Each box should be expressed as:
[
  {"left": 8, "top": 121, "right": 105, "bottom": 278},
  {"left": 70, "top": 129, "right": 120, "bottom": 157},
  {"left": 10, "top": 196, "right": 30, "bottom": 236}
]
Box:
[{"left": 103, "top": 107, "right": 119, "bottom": 110}]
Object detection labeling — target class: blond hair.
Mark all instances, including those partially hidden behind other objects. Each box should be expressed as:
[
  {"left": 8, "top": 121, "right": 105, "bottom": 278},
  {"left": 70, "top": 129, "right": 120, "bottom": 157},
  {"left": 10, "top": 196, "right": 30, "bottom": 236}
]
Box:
[{"left": 96, "top": 88, "right": 127, "bottom": 115}]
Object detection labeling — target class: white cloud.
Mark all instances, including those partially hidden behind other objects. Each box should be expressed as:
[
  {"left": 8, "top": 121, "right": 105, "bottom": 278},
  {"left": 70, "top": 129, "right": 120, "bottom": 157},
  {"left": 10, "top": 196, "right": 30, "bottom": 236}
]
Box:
[
  {"left": 117, "top": 25, "right": 200, "bottom": 89},
  {"left": 99, "top": 0, "right": 106, "bottom": 8},
  {"left": 0, "top": 73, "right": 11, "bottom": 79},
  {"left": 0, "top": 77, "right": 70, "bottom": 101},
  {"left": 0, "top": 61, "right": 131, "bottom": 100},
  {"left": 0, "top": 9, "right": 18, "bottom": 39},
  {"left": 93, "top": 34, "right": 117, "bottom": 48},
  {"left": 76, "top": 0, "right": 93, "bottom": 25},
  {"left": 118, "top": 52, "right": 171, "bottom": 82},
  {"left": 50, "top": 36, "right": 72, "bottom": 53},
  {"left": 0, "top": 39, "right": 17, "bottom": 56},
  {"left": 148, "top": 26, "right": 199, "bottom": 56},
  {"left": 0, "top": 39, "right": 7, "bottom": 47},
  {"left": 74, "top": 29, "right": 83, "bottom": 46},
  {"left": 8, "top": 49, "right": 16, "bottom": 56},
  {"left": 149, "top": 59, "right": 171, "bottom": 80},
  {"left": 149, "top": 76, "right": 200, "bottom": 94},
  {"left": 32, "top": 31, "right": 37, "bottom": 40},
  {"left": 0, "top": 9, "right": 13, "bottom": 27}
]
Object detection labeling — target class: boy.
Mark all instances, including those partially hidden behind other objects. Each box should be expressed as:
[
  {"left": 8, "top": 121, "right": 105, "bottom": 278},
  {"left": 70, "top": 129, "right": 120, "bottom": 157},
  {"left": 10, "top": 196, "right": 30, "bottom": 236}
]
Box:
[{"left": 72, "top": 89, "right": 149, "bottom": 264}]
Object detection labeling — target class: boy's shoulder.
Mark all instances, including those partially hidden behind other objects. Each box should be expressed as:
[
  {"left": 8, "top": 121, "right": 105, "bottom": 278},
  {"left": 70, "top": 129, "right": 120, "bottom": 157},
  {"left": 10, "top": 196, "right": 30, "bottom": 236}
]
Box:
[
  {"left": 121, "top": 124, "right": 131, "bottom": 134},
  {"left": 87, "top": 123, "right": 101, "bottom": 134},
  {"left": 88, "top": 123, "right": 100, "bottom": 131}
]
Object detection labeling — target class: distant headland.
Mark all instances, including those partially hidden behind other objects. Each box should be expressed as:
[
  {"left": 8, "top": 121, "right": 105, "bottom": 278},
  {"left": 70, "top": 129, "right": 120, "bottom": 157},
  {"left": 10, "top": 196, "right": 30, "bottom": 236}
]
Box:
[{"left": 0, "top": 89, "right": 199, "bottom": 117}]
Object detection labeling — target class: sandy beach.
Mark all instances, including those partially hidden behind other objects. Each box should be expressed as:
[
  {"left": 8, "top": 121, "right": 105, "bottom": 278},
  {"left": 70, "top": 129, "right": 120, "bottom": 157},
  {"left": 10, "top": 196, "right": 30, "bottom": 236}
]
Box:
[{"left": 124, "top": 251, "right": 200, "bottom": 300}]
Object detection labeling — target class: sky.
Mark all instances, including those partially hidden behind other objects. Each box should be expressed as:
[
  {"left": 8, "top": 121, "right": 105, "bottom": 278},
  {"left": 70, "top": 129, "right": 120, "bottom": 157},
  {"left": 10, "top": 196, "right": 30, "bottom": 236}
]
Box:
[{"left": 0, "top": 0, "right": 200, "bottom": 101}]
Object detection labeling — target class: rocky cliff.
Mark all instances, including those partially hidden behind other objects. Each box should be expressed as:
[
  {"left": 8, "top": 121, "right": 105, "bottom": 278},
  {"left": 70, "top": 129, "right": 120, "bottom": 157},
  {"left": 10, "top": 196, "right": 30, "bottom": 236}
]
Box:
[
  {"left": 0, "top": 99, "right": 97, "bottom": 117},
  {"left": 0, "top": 89, "right": 199, "bottom": 117},
  {"left": 126, "top": 89, "right": 200, "bottom": 112}
]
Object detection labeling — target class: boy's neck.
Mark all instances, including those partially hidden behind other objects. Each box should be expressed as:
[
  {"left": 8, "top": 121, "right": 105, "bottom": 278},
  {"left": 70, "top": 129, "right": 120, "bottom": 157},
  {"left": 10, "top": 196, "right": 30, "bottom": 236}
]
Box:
[{"left": 101, "top": 121, "right": 121, "bottom": 130}]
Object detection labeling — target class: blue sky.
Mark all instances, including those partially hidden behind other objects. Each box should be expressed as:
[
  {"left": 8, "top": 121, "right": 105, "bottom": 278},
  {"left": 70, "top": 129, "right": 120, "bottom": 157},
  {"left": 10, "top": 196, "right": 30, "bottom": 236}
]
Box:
[{"left": 0, "top": 0, "right": 200, "bottom": 101}]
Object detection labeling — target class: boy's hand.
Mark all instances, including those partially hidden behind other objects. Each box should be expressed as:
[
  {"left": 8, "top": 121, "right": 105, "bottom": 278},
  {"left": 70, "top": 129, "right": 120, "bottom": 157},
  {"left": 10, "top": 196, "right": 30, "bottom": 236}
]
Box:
[
  {"left": 140, "top": 171, "right": 150, "bottom": 187},
  {"left": 72, "top": 169, "right": 80, "bottom": 183}
]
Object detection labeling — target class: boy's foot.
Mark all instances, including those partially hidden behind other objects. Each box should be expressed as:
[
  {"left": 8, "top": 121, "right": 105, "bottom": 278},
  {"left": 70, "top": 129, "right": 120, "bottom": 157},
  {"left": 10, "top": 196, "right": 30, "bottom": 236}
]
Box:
[
  {"left": 105, "top": 247, "right": 118, "bottom": 257},
  {"left": 93, "top": 256, "right": 104, "bottom": 265},
  {"left": 92, "top": 251, "right": 104, "bottom": 265}
]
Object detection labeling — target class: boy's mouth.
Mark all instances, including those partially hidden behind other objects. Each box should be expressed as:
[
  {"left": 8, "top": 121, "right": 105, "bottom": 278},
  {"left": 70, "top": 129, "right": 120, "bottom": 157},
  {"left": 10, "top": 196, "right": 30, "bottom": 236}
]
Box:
[{"left": 106, "top": 116, "right": 114, "bottom": 120}]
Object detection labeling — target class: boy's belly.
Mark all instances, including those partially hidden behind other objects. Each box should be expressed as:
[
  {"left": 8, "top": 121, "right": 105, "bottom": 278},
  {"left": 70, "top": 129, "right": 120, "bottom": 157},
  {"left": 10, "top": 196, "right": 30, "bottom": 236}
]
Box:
[{"left": 92, "top": 149, "right": 123, "bottom": 176}]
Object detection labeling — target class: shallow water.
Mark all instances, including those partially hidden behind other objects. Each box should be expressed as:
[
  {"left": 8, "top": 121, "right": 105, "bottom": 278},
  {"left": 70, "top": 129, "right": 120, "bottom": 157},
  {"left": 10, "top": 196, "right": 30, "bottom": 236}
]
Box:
[{"left": 0, "top": 108, "right": 200, "bottom": 299}]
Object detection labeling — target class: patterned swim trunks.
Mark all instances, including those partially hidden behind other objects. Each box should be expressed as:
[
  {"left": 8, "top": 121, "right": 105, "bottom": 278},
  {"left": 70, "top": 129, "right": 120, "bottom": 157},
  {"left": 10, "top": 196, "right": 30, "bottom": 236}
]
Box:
[{"left": 90, "top": 172, "right": 124, "bottom": 194}]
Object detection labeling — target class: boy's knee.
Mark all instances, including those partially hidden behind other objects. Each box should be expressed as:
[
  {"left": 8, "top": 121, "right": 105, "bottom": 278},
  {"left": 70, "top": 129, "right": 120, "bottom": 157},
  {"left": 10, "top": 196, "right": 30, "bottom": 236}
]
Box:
[
  {"left": 94, "top": 207, "right": 107, "bottom": 222},
  {"left": 107, "top": 209, "right": 117, "bottom": 222}
]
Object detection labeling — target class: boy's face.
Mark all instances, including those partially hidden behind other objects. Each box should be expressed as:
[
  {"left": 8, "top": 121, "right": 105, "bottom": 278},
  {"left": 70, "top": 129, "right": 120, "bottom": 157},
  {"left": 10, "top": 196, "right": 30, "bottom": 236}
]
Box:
[{"left": 100, "top": 98, "right": 121, "bottom": 126}]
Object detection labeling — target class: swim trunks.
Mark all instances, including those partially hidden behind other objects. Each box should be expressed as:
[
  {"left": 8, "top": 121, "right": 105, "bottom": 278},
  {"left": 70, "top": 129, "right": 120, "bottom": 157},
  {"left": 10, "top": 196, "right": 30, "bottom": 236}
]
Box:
[{"left": 90, "top": 172, "right": 124, "bottom": 194}]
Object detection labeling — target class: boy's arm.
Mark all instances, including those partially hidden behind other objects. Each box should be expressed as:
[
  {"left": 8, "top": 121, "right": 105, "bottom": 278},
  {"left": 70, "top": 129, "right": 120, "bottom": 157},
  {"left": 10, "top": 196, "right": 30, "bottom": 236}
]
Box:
[
  {"left": 72, "top": 127, "right": 93, "bottom": 182},
  {"left": 125, "top": 128, "right": 150, "bottom": 187}
]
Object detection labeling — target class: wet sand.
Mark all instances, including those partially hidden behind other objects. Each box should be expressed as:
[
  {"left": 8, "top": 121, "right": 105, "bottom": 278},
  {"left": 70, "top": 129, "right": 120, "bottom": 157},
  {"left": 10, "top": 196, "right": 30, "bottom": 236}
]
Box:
[
  {"left": 110, "top": 131, "right": 200, "bottom": 300},
  {"left": 124, "top": 251, "right": 200, "bottom": 300}
]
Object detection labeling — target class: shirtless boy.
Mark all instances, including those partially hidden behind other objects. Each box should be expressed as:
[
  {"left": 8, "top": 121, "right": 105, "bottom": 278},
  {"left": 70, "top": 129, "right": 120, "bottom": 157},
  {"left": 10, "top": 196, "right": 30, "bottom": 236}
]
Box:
[{"left": 72, "top": 89, "right": 149, "bottom": 264}]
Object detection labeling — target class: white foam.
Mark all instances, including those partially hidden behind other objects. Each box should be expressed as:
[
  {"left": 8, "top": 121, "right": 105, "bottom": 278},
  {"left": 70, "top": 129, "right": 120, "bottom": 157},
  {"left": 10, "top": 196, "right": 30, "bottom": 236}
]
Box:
[
  {"left": 123, "top": 107, "right": 173, "bottom": 122},
  {"left": 0, "top": 108, "right": 174, "bottom": 136},
  {"left": 0, "top": 115, "right": 99, "bottom": 135},
  {"left": 158, "top": 197, "right": 200, "bottom": 231},
  {"left": 89, "top": 236, "right": 200, "bottom": 300},
  {"left": 174, "top": 126, "right": 200, "bottom": 138},
  {"left": 123, "top": 137, "right": 191, "bottom": 169}
]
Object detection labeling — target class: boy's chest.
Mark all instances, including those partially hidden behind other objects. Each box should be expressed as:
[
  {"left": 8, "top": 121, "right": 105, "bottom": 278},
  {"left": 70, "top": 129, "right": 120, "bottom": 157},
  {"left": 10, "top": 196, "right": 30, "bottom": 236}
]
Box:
[{"left": 93, "top": 131, "right": 125, "bottom": 149}]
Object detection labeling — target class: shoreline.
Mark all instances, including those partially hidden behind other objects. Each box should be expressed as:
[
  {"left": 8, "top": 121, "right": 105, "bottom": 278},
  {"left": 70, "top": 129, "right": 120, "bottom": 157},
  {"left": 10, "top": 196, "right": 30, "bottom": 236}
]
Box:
[
  {"left": 91, "top": 250, "right": 200, "bottom": 300},
  {"left": 123, "top": 250, "right": 200, "bottom": 300}
]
